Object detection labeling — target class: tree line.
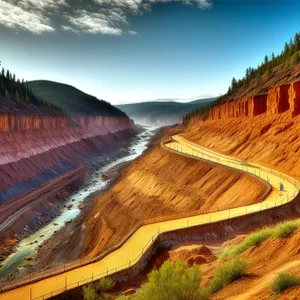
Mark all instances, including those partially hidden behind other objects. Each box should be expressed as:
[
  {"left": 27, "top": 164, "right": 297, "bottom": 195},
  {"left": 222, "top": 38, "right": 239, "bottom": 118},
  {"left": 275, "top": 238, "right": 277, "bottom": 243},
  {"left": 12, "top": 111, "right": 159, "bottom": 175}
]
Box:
[
  {"left": 183, "top": 31, "right": 300, "bottom": 122},
  {"left": 183, "top": 105, "right": 211, "bottom": 123},
  {"left": 0, "top": 61, "right": 64, "bottom": 112},
  {"left": 225, "top": 31, "right": 300, "bottom": 97}
]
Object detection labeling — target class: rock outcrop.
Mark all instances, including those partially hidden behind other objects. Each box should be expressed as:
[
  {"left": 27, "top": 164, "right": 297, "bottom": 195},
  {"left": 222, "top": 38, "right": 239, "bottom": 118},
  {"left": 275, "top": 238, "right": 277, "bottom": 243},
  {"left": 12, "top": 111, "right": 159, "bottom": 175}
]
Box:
[
  {"left": 289, "top": 80, "right": 300, "bottom": 117},
  {"left": 210, "top": 80, "right": 300, "bottom": 120},
  {"left": 267, "top": 84, "right": 290, "bottom": 115}
]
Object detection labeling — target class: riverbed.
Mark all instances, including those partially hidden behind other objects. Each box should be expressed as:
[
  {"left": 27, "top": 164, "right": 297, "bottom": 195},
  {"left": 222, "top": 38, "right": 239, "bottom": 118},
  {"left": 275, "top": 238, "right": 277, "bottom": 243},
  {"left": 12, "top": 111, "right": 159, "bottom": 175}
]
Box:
[{"left": 0, "top": 127, "right": 156, "bottom": 281}]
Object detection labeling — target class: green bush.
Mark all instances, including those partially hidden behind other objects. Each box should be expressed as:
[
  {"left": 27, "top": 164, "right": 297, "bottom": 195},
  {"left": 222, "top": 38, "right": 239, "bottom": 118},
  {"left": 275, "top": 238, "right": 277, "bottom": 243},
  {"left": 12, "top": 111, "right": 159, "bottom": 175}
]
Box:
[
  {"left": 220, "top": 219, "right": 300, "bottom": 259},
  {"left": 207, "top": 257, "right": 248, "bottom": 294},
  {"left": 271, "top": 273, "right": 300, "bottom": 294},
  {"left": 273, "top": 220, "right": 300, "bottom": 238},
  {"left": 117, "top": 259, "right": 204, "bottom": 300},
  {"left": 82, "top": 277, "right": 115, "bottom": 300},
  {"left": 117, "top": 258, "right": 248, "bottom": 300},
  {"left": 219, "top": 227, "right": 273, "bottom": 259}
]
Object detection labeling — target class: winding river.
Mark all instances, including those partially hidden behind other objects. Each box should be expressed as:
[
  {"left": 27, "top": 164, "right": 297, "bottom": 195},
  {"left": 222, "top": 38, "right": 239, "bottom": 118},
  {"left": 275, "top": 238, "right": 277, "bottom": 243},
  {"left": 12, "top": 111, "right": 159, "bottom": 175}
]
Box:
[{"left": 0, "top": 127, "right": 156, "bottom": 280}]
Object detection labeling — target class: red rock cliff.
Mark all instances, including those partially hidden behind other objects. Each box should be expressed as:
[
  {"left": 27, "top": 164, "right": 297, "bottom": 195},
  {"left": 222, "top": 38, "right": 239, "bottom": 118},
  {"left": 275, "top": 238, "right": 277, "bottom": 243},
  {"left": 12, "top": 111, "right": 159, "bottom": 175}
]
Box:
[
  {"left": 209, "top": 80, "right": 300, "bottom": 120},
  {"left": 0, "top": 115, "right": 136, "bottom": 193},
  {"left": 289, "top": 81, "right": 300, "bottom": 117}
]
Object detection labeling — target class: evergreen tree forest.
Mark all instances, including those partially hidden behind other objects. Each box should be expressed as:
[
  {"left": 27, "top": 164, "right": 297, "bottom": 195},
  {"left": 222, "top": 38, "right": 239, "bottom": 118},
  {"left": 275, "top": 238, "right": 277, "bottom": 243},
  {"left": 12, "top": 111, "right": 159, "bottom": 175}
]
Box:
[
  {"left": 183, "top": 31, "right": 300, "bottom": 122},
  {"left": 0, "top": 61, "right": 64, "bottom": 112},
  {"left": 224, "top": 31, "right": 300, "bottom": 98}
]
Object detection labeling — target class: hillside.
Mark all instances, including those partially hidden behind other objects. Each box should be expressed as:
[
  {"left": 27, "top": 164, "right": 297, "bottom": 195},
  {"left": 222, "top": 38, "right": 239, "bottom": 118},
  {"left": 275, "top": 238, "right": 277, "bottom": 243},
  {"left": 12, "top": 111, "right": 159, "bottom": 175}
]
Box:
[
  {"left": 0, "top": 69, "right": 63, "bottom": 116},
  {"left": 0, "top": 68, "right": 137, "bottom": 264},
  {"left": 116, "top": 97, "right": 216, "bottom": 126},
  {"left": 216, "top": 32, "right": 300, "bottom": 105},
  {"left": 28, "top": 80, "right": 126, "bottom": 116}
]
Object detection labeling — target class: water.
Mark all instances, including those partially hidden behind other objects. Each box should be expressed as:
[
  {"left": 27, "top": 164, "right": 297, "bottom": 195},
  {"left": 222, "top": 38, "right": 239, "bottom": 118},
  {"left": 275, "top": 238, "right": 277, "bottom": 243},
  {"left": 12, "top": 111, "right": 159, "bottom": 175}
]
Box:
[{"left": 0, "top": 127, "right": 157, "bottom": 280}]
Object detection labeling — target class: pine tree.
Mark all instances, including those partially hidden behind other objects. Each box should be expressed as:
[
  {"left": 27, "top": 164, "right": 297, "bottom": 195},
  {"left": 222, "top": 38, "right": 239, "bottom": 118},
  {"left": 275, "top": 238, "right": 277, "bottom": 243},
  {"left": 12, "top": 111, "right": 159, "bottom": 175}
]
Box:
[
  {"left": 264, "top": 55, "right": 269, "bottom": 65},
  {"left": 271, "top": 52, "right": 275, "bottom": 61},
  {"left": 284, "top": 42, "right": 290, "bottom": 59},
  {"left": 289, "top": 38, "right": 295, "bottom": 57},
  {"left": 295, "top": 32, "right": 300, "bottom": 52},
  {"left": 294, "top": 52, "right": 300, "bottom": 64}
]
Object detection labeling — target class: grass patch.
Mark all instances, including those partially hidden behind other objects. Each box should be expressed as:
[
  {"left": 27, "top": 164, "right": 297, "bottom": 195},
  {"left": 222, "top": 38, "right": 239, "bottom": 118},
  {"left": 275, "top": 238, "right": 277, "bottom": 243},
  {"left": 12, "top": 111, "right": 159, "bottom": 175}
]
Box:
[
  {"left": 220, "top": 219, "right": 300, "bottom": 259},
  {"left": 273, "top": 220, "right": 300, "bottom": 238},
  {"left": 207, "top": 257, "right": 248, "bottom": 295},
  {"left": 219, "top": 227, "right": 273, "bottom": 259},
  {"left": 271, "top": 273, "right": 300, "bottom": 294}
]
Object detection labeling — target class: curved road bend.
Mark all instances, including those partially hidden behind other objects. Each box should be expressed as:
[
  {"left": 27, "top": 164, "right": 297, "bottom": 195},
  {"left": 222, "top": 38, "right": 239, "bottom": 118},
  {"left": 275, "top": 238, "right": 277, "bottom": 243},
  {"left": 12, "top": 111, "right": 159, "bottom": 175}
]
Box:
[{"left": 0, "top": 135, "right": 298, "bottom": 300}]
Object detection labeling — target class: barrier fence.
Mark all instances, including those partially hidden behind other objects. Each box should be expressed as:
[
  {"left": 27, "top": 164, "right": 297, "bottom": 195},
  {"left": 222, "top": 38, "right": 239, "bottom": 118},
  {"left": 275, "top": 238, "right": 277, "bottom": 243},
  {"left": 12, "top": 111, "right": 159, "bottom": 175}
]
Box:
[{"left": 0, "top": 137, "right": 299, "bottom": 300}]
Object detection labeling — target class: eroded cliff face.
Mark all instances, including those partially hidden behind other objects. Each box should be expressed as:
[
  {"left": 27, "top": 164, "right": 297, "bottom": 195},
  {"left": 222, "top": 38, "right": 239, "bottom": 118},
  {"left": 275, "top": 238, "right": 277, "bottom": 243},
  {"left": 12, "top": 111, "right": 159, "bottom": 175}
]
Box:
[
  {"left": 81, "top": 131, "right": 267, "bottom": 260},
  {"left": 0, "top": 114, "right": 137, "bottom": 241},
  {"left": 210, "top": 80, "right": 300, "bottom": 120},
  {"left": 289, "top": 80, "right": 300, "bottom": 117}
]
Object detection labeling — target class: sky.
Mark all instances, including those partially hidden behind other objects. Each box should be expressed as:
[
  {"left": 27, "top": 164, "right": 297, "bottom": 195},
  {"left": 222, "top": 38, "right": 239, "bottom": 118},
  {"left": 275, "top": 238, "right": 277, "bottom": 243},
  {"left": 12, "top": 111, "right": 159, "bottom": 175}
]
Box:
[{"left": 0, "top": 0, "right": 300, "bottom": 104}]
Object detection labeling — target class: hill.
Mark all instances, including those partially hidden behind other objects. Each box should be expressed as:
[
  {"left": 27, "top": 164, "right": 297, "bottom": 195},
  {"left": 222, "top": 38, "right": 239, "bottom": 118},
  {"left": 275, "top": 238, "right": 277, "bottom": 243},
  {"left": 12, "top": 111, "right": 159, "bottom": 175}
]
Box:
[
  {"left": 116, "top": 97, "right": 217, "bottom": 126},
  {"left": 217, "top": 31, "right": 300, "bottom": 105},
  {"left": 28, "top": 80, "right": 126, "bottom": 116},
  {"left": 0, "top": 68, "right": 63, "bottom": 115}
]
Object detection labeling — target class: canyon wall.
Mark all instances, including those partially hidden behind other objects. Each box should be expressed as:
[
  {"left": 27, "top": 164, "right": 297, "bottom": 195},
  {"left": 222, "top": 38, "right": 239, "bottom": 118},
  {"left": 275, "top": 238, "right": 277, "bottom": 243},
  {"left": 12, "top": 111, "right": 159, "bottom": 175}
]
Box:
[
  {"left": 210, "top": 79, "right": 300, "bottom": 120},
  {"left": 0, "top": 114, "right": 137, "bottom": 237}
]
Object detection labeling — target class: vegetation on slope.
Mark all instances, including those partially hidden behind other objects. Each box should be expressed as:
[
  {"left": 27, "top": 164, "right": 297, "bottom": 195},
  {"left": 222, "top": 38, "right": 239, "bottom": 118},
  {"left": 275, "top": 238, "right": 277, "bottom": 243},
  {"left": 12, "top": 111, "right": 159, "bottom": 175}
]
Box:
[
  {"left": 116, "top": 258, "right": 247, "bottom": 300},
  {"left": 184, "top": 31, "right": 300, "bottom": 121},
  {"left": 217, "top": 31, "right": 300, "bottom": 105},
  {"left": 183, "top": 104, "right": 211, "bottom": 123},
  {"left": 29, "top": 80, "right": 126, "bottom": 116},
  {"left": 271, "top": 273, "right": 300, "bottom": 294},
  {"left": 82, "top": 277, "right": 115, "bottom": 300},
  {"left": 220, "top": 219, "right": 300, "bottom": 259},
  {"left": 0, "top": 62, "right": 63, "bottom": 113}
]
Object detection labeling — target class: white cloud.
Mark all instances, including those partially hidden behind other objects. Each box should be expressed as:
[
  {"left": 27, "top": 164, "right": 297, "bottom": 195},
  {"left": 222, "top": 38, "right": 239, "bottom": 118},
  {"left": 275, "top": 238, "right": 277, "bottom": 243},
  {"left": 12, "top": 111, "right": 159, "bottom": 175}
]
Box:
[
  {"left": 18, "top": 0, "right": 68, "bottom": 11},
  {"left": 0, "top": 0, "right": 55, "bottom": 34},
  {"left": 64, "top": 0, "right": 213, "bottom": 36},
  {"left": 65, "top": 10, "right": 127, "bottom": 35},
  {"left": 128, "top": 30, "right": 137, "bottom": 35},
  {"left": 0, "top": 0, "right": 213, "bottom": 35},
  {"left": 61, "top": 25, "right": 80, "bottom": 34}
]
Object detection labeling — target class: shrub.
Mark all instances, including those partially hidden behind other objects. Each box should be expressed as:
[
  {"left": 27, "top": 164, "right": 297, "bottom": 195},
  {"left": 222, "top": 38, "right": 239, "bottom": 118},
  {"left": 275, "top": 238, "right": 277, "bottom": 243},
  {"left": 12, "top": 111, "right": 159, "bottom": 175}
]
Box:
[
  {"left": 207, "top": 257, "right": 248, "bottom": 294},
  {"left": 118, "top": 259, "right": 204, "bottom": 300},
  {"left": 271, "top": 273, "right": 300, "bottom": 294},
  {"left": 273, "top": 220, "right": 300, "bottom": 238},
  {"left": 219, "top": 227, "right": 273, "bottom": 259},
  {"left": 82, "top": 277, "right": 115, "bottom": 300},
  {"left": 220, "top": 219, "right": 300, "bottom": 259}
]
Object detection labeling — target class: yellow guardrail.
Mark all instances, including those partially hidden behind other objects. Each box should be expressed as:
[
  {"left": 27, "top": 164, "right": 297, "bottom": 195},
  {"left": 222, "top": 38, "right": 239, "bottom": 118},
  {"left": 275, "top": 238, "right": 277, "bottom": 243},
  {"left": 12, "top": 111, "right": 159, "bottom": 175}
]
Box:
[{"left": 0, "top": 135, "right": 298, "bottom": 300}]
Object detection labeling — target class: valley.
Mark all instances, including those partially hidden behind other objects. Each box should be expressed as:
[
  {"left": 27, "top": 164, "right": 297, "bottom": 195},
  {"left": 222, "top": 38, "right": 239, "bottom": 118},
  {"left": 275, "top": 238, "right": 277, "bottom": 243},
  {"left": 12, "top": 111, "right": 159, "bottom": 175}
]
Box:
[{"left": 1, "top": 3, "right": 300, "bottom": 300}]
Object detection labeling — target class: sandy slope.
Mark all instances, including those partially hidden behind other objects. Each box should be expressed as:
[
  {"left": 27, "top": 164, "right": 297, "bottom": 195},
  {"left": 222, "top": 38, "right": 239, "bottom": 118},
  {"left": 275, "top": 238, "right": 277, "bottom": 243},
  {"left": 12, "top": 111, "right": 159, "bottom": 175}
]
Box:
[{"left": 81, "top": 133, "right": 267, "bottom": 259}]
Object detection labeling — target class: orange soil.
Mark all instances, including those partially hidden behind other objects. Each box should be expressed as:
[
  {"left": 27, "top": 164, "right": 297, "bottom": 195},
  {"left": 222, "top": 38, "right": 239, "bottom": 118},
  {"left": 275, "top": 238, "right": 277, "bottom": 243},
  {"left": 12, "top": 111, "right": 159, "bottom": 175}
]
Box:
[
  {"left": 178, "top": 108, "right": 300, "bottom": 299},
  {"left": 140, "top": 229, "right": 300, "bottom": 299},
  {"left": 81, "top": 134, "right": 267, "bottom": 259},
  {"left": 185, "top": 111, "right": 300, "bottom": 178},
  {"left": 206, "top": 229, "right": 300, "bottom": 299}
]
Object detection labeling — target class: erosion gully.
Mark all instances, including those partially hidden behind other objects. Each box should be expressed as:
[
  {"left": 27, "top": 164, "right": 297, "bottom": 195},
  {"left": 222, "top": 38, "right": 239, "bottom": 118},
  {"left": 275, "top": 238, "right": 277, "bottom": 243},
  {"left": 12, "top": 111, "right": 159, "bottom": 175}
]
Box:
[{"left": 0, "top": 126, "right": 157, "bottom": 281}]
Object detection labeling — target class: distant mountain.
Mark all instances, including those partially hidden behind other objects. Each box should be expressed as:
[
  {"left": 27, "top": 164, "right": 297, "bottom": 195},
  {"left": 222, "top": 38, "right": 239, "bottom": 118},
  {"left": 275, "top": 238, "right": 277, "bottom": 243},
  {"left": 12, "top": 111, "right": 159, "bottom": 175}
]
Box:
[
  {"left": 28, "top": 80, "right": 126, "bottom": 116},
  {"left": 116, "top": 97, "right": 217, "bottom": 126}
]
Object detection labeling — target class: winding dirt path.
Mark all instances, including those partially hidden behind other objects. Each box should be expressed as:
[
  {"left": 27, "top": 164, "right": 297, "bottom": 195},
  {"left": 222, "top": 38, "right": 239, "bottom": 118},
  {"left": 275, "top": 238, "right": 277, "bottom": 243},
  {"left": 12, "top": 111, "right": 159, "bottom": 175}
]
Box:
[{"left": 0, "top": 135, "right": 298, "bottom": 300}]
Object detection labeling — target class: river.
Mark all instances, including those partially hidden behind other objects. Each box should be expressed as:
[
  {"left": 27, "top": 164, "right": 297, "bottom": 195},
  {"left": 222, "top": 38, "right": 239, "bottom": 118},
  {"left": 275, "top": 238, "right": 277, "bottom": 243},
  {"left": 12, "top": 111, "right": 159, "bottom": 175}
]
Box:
[{"left": 0, "top": 127, "right": 157, "bottom": 281}]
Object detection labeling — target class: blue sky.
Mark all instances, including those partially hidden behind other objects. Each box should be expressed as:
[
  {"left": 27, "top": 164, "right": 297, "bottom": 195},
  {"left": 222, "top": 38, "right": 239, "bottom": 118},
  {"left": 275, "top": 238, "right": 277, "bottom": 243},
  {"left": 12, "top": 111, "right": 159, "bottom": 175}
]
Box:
[{"left": 0, "top": 0, "right": 300, "bottom": 104}]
